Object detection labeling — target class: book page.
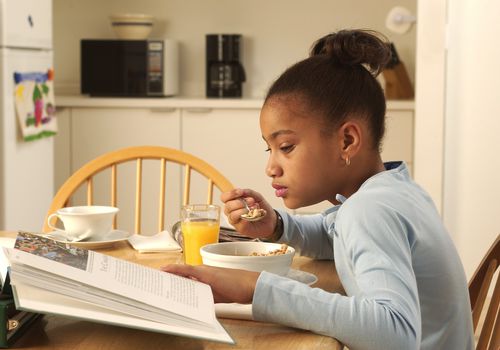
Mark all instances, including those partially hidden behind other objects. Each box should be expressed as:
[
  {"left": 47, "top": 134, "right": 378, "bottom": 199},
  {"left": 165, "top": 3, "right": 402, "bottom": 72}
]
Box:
[
  {"left": 12, "top": 280, "right": 234, "bottom": 344},
  {"left": 91, "top": 254, "right": 200, "bottom": 309},
  {"left": 8, "top": 232, "right": 215, "bottom": 324},
  {"left": 0, "top": 236, "right": 15, "bottom": 291}
]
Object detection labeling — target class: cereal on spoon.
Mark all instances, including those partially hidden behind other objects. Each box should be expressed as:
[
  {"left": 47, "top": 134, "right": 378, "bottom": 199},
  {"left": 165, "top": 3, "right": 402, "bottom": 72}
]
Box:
[{"left": 241, "top": 208, "right": 267, "bottom": 220}]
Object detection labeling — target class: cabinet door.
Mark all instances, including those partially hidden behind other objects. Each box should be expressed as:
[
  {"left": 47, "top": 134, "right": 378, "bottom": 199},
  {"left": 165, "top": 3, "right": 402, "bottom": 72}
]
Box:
[
  {"left": 54, "top": 107, "right": 72, "bottom": 192},
  {"left": 182, "top": 108, "right": 291, "bottom": 217},
  {"left": 381, "top": 110, "right": 414, "bottom": 171},
  {"left": 69, "top": 107, "right": 182, "bottom": 234}
]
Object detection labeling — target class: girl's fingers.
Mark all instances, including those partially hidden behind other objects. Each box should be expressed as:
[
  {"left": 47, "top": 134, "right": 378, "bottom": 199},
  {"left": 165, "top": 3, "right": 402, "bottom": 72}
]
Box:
[
  {"left": 160, "top": 264, "right": 199, "bottom": 279},
  {"left": 220, "top": 188, "right": 245, "bottom": 203}
]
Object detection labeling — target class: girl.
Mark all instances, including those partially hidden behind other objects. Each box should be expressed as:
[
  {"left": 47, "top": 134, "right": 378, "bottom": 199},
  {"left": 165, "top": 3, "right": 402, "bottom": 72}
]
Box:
[{"left": 162, "top": 29, "right": 474, "bottom": 350}]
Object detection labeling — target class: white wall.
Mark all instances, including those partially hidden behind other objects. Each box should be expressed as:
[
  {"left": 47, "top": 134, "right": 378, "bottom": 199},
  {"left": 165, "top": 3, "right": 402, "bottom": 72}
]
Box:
[
  {"left": 416, "top": 0, "right": 500, "bottom": 277},
  {"left": 53, "top": 0, "right": 416, "bottom": 97},
  {"left": 443, "top": 0, "right": 500, "bottom": 277},
  {"left": 413, "top": 0, "right": 447, "bottom": 213}
]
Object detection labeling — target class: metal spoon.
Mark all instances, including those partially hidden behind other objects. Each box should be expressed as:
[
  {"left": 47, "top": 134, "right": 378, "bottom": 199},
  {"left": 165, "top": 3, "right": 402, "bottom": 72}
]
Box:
[{"left": 239, "top": 198, "right": 267, "bottom": 222}]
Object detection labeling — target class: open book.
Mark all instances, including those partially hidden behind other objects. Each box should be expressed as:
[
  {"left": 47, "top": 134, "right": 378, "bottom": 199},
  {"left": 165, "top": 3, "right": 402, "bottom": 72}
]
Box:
[{"left": 0, "top": 232, "right": 234, "bottom": 344}]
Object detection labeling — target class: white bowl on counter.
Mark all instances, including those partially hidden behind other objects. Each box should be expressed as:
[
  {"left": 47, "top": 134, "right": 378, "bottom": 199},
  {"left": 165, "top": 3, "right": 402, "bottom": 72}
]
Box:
[
  {"left": 200, "top": 241, "right": 295, "bottom": 275},
  {"left": 109, "top": 13, "right": 154, "bottom": 40}
]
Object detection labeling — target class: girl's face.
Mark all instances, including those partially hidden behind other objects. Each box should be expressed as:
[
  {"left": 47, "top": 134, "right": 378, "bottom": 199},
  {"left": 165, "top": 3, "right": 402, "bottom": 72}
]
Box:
[{"left": 260, "top": 96, "right": 348, "bottom": 209}]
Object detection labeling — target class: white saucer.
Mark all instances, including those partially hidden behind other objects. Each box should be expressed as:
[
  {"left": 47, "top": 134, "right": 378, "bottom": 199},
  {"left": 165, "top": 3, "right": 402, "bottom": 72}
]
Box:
[
  {"left": 286, "top": 268, "right": 318, "bottom": 286},
  {"left": 45, "top": 230, "right": 132, "bottom": 249}
]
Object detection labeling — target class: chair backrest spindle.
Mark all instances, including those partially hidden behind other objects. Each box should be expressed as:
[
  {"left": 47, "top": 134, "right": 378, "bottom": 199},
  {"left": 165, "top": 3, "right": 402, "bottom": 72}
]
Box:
[
  {"left": 43, "top": 146, "right": 233, "bottom": 236},
  {"left": 473, "top": 260, "right": 498, "bottom": 330},
  {"left": 135, "top": 158, "right": 143, "bottom": 234},
  {"left": 87, "top": 177, "right": 93, "bottom": 205},
  {"left": 207, "top": 179, "right": 214, "bottom": 204},
  {"left": 111, "top": 164, "right": 118, "bottom": 229},
  {"left": 476, "top": 276, "right": 500, "bottom": 350},
  {"left": 183, "top": 164, "right": 191, "bottom": 206},
  {"left": 469, "top": 234, "right": 500, "bottom": 350},
  {"left": 158, "top": 158, "right": 167, "bottom": 232}
]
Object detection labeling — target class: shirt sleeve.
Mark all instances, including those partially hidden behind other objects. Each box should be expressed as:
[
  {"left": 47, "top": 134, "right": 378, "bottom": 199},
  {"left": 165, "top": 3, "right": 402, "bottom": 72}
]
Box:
[
  {"left": 253, "top": 201, "right": 420, "bottom": 350},
  {"left": 275, "top": 209, "right": 334, "bottom": 260}
]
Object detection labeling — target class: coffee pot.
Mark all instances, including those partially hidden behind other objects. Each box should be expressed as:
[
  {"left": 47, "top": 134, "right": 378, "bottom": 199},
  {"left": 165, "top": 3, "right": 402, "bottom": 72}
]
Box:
[{"left": 206, "top": 34, "right": 246, "bottom": 98}]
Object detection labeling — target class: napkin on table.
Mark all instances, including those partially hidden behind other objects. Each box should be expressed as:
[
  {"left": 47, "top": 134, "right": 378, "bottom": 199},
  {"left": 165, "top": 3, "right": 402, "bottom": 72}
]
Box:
[
  {"left": 215, "top": 303, "right": 254, "bottom": 320},
  {"left": 128, "top": 230, "right": 181, "bottom": 253}
]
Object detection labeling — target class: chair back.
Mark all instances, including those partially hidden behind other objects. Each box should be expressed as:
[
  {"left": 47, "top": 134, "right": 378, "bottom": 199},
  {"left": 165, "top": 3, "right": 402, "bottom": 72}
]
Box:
[
  {"left": 469, "top": 234, "right": 500, "bottom": 350},
  {"left": 44, "top": 146, "right": 233, "bottom": 234}
]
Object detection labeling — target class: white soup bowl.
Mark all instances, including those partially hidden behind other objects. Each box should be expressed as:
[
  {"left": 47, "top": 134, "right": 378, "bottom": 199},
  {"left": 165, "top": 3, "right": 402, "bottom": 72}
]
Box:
[{"left": 200, "top": 241, "right": 295, "bottom": 275}]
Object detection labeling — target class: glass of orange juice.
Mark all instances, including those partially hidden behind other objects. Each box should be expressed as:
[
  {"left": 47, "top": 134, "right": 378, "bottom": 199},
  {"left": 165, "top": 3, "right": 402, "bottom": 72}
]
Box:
[{"left": 181, "top": 204, "right": 220, "bottom": 265}]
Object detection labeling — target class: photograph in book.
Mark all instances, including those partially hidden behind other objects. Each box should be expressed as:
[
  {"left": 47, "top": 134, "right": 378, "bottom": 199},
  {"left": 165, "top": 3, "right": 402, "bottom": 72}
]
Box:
[
  {"left": 3, "top": 231, "right": 234, "bottom": 344},
  {"left": 14, "top": 232, "right": 88, "bottom": 270}
]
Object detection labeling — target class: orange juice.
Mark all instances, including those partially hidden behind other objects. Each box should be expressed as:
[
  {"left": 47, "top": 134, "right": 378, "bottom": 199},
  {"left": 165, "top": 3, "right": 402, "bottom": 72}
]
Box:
[{"left": 182, "top": 220, "right": 220, "bottom": 265}]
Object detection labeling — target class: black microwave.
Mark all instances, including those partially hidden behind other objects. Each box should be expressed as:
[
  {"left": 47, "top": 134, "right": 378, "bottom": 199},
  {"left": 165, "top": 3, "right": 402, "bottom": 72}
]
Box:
[{"left": 81, "top": 39, "right": 179, "bottom": 97}]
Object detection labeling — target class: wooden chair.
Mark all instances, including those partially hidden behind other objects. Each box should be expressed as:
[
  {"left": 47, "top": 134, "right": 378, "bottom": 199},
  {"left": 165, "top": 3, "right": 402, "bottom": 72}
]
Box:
[
  {"left": 469, "top": 234, "right": 500, "bottom": 350},
  {"left": 43, "top": 146, "right": 234, "bottom": 234}
]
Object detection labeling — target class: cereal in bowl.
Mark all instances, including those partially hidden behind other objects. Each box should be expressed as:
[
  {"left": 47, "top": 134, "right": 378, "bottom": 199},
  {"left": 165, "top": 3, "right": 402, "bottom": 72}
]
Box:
[{"left": 250, "top": 243, "right": 289, "bottom": 256}]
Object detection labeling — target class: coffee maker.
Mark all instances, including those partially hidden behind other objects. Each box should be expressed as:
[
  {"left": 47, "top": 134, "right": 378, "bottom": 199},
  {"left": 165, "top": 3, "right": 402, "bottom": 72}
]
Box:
[{"left": 206, "top": 34, "right": 246, "bottom": 98}]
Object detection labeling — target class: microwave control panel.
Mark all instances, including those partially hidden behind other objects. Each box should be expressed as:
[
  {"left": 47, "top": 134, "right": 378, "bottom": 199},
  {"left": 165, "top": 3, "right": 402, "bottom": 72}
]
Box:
[{"left": 147, "top": 41, "right": 164, "bottom": 95}]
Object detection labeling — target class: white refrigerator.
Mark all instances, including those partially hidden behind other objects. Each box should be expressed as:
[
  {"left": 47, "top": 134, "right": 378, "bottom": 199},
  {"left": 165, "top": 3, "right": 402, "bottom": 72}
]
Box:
[{"left": 0, "top": 0, "right": 54, "bottom": 231}]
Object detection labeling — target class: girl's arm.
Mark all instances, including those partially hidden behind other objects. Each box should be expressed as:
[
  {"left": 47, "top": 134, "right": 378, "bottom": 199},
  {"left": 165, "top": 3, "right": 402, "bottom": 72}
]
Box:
[
  {"left": 275, "top": 209, "right": 335, "bottom": 260},
  {"left": 253, "top": 202, "right": 420, "bottom": 350}
]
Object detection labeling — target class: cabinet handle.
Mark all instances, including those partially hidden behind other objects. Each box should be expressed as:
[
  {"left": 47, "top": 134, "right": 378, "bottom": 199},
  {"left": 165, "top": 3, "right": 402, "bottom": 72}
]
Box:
[
  {"left": 150, "top": 107, "right": 178, "bottom": 113},
  {"left": 184, "top": 108, "right": 213, "bottom": 113}
]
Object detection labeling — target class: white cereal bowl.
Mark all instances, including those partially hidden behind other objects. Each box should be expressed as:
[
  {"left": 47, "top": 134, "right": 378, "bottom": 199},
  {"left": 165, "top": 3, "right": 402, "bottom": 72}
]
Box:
[
  {"left": 109, "top": 13, "right": 154, "bottom": 40},
  {"left": 200, "top": 241, "right": 295, "bottom": 275}
]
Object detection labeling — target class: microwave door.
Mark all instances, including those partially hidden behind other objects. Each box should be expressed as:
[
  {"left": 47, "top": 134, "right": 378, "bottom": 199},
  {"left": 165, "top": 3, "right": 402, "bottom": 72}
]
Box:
[{"left": 81, "top": 40, "right": 148, "bottom": 96}]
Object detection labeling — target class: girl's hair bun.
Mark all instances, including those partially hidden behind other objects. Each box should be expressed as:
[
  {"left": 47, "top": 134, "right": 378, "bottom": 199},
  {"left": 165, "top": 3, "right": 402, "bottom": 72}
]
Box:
[{"left": 310, "top": 29, "right": 392, "bottom": 76}]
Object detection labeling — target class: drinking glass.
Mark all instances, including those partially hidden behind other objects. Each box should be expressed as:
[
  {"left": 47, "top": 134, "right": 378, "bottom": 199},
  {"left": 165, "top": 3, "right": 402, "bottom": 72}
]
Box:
[{"left": 181, "top": 204, "right": 220, "bottom": 265}]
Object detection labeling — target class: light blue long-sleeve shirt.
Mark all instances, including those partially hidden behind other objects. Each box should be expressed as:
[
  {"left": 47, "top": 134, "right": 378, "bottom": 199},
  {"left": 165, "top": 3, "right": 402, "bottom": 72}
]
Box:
[{"left": 252, "top": 162, "right": 474, "bottom": 350}]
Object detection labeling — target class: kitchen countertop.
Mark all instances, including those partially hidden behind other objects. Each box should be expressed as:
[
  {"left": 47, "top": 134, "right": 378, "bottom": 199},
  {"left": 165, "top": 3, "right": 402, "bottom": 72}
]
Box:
[{"left": 56, "top": 95, "right": 414, "bottom": 110}]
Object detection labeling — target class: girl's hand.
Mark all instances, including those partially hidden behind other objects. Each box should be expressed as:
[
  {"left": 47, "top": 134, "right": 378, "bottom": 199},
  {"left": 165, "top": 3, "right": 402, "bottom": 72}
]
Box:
[
  {"left": 160, "top": 264, "right": 259, "bottom": 304},
  {"left": 221, "top": 188, "right": 277, "bottom": 239}
]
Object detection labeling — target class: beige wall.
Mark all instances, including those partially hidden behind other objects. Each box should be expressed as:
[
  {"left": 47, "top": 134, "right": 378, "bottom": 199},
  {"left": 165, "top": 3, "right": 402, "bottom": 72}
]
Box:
[
  {"left": 53, "top": 0, "right": 416, "bottom": 97},
  {"left": 413, "top": 0, "right": 446, "bottom": 212},
  {"left": 415, "top": 0, "right": 500, "bottom": 277},
  {"left": 443, "top": 0, "right": 500, "bottom": 278}
]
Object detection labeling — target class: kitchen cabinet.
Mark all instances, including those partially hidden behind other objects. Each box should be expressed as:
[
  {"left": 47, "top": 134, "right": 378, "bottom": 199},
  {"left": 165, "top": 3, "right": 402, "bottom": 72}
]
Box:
[
  {"left": 181, "top": 104, "right": 414, "bottom": 215},
  {"left": 54, "top": 107, "right": 72, "bottom": 192},
  {"left": 181, "top": 107, "right": 288, "bottom": 213},
  {"left": 54, "top": 97, "right": 414, "bottom": 227},
  {"left": 54, "top": 106, "right": 182, "bottom": 234},
  {"left": 382, "top": 109, "right": 414, "bottom": 167}
]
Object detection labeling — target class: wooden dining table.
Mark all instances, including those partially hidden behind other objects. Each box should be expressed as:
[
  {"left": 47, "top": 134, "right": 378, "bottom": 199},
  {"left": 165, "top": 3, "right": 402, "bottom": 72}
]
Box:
[{"left": 1, "top": 231, "right": 344, "bottom": 349}]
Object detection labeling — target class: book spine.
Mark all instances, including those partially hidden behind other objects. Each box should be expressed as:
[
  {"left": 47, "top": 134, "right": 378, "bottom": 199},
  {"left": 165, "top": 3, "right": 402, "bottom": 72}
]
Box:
[
  {"left": 0, "top": 298, "right": 41, "bottom": 348},
  {"left": 0, "top": 299, "right": 16, "bottom": 347}
]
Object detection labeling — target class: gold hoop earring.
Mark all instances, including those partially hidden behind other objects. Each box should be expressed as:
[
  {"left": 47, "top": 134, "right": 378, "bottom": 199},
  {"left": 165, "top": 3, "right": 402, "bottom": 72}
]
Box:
[{"left": 345, "top": 156, "right": 351, "bottom": 166}]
